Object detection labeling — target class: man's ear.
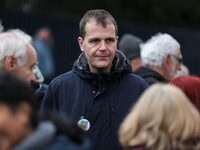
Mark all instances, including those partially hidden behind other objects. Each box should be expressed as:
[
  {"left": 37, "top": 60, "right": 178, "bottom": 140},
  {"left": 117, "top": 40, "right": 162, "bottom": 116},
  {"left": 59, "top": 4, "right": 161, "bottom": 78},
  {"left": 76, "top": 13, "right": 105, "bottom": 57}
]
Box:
[
  {"left": 78, "top": 37, "right": 84, "bottom": 52},
  {"left": 3, "top": 56, "right": 17, "bottom": 71}
]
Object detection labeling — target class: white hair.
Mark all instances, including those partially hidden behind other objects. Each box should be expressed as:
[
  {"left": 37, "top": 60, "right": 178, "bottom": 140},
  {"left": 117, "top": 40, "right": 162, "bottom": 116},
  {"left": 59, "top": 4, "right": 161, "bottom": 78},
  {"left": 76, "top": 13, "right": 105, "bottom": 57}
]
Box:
[
  {"left": 0, "top": 29, "right": 32, "bottom": 67},
  {"left": 140, "top": 33, "right": 180, "bottom": 67},
  {"left": 7, "top": 29, "right": 32, "bottom": 44}
]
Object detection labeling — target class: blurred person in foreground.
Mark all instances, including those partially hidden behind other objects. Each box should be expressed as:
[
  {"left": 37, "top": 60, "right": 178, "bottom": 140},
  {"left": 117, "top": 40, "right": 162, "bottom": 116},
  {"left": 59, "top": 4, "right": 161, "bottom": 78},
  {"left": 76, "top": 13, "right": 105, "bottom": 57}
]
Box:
[
  {"left": 0, "top": 28, "right": 47, "bottom": 107},
  {"left": 0, "top": 72, "right": 36, "bottom": 150},
  {"left": 0, "top": 71, "right": 90, "bottom": 150},
  {"left": 134, "top": 33, "right": 182, "bottom": 85},
  {"left": 119, "top": 83, "right": 200, "bottom": 150},
  {"left": 170, "top": 75, "right": 200, "bottom": 112},
  {"left": 41, "top": 9, "right": 148, "bottom": 150},
  {"left": 118, "top": 33, "right": 143, "bottom": 71}
]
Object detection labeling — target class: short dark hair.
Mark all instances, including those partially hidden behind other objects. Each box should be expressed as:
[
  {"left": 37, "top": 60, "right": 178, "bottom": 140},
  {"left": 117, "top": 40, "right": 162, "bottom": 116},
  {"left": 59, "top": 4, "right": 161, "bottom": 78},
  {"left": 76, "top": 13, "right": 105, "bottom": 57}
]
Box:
[
  {"left": 79, "top": 9, "right": 118, "bottom": 39},
  {"left": 0, "top": 71, "right": 35, "bottom": 111}
]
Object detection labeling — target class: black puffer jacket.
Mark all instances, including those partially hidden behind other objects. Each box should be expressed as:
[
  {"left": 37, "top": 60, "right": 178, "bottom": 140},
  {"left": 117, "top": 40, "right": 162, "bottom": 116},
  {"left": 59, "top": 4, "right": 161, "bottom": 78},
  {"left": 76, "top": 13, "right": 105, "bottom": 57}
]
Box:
[{"left": 41, "top": 51, "right": 148, "bottom": 150}]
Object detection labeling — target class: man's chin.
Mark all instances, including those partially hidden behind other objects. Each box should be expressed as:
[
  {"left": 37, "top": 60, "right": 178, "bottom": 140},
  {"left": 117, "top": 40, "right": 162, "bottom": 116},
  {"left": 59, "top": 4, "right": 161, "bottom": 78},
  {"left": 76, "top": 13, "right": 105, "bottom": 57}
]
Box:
[{"left": 95, "top": 64, "right": 111, "bottom": 73}]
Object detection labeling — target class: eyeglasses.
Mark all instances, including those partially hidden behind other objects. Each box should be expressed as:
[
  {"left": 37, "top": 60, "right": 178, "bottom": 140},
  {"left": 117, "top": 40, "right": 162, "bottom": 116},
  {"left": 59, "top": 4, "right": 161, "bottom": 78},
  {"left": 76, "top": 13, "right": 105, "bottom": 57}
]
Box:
[{"left": 170, "top": 55, "right": 182, "bottom": 64}]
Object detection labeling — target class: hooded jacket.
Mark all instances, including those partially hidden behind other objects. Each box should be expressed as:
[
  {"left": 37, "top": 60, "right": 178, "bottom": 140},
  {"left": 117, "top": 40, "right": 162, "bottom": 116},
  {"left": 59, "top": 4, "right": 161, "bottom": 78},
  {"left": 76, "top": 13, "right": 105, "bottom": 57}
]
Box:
[{"left": 41, "top": 51, "right": 148, "bottom": 150}]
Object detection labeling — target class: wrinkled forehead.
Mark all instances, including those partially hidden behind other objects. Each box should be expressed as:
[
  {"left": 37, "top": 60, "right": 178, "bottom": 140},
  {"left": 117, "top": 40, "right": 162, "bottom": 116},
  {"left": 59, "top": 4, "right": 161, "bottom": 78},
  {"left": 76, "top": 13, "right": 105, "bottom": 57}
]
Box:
[
  {"left": 87, "top": 17, "right": 115, "bottom": 27},
  {"left": 85, "top": 18, "right": 117, "bottom": 38}
]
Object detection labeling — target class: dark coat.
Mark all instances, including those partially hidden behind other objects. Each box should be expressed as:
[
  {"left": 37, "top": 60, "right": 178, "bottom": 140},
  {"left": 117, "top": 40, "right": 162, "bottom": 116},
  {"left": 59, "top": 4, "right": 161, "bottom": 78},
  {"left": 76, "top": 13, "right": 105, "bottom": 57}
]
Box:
[
  {"left": 41, "top": 51, "right": 148, "bottom": 150},
  {"left": 133, "top": 66, "right": 167, "bottom": 85}
]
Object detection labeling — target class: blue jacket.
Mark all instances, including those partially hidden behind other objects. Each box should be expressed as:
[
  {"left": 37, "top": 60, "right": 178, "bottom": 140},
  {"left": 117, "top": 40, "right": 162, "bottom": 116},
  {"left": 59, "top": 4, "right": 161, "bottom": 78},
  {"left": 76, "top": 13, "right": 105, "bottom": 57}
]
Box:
[{"left": 41, "top": 51, "right": 148, "bottom": 150}]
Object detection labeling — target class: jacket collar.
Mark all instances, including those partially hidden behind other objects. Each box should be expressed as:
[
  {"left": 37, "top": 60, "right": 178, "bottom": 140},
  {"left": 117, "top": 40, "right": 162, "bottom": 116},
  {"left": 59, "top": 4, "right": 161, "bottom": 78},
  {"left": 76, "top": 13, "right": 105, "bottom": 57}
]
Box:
[
  {"left": 72, "top": 50, "right": 132, "bottom": 82},
  {"left": 134, "top": 66, "right": 167, "bottom": 82}
]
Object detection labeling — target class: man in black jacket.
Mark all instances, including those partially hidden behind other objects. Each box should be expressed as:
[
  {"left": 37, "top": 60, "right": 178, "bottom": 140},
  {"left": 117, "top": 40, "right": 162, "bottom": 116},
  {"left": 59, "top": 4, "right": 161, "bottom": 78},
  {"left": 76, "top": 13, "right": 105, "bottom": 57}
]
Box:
[{"left": 41, "top": 9, "right": 148, "bottom": 150}]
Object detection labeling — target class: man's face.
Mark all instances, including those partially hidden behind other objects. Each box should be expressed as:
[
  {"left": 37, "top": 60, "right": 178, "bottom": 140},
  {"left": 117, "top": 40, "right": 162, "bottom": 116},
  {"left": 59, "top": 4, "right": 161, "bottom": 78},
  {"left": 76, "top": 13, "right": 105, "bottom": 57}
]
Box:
[
  {"left": 78, "top": 19, "right": 118, "bottom": 73},
  {"left": 13, "top": 44, "right": 37, "bottom": 85},
  {"left": 167, "top": 49, "right": 183, "bottom": 80},
  {"left": 0, "top": 102, "right": 32, "bottom": 149}
]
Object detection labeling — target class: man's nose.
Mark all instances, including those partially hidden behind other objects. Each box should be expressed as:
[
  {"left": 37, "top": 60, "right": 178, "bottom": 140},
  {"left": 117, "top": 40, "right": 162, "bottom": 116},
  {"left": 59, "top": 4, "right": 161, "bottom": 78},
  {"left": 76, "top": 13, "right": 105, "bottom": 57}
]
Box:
[
  {"left": 31, "top": 72, "right": 37, "bottom": 83},
  {"left": 99, "top": 41, "right": 107, "bottom": 50}
]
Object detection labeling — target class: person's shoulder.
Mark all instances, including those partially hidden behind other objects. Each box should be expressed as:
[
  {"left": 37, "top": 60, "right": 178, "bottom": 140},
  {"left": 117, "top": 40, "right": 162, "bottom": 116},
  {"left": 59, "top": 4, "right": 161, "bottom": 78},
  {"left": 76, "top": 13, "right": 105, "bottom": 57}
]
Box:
[
  {"left": 120, "top": 72, "right": 149, "bottom": 91},
  {"left": 126, "top": 72, "right": 148, "bottom": 85},
  {"left": 128, "top": 72, "right": 143, "bottom": 79},
  {"left": 49, "top": 71, "right": 76, "bottom": 86}
]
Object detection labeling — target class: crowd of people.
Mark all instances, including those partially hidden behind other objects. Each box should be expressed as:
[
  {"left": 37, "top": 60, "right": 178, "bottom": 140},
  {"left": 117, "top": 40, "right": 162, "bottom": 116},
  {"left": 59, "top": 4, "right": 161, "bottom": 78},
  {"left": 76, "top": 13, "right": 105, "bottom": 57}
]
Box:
[{"left": 0, "top": 9, "right": 200, "bottom": 150}]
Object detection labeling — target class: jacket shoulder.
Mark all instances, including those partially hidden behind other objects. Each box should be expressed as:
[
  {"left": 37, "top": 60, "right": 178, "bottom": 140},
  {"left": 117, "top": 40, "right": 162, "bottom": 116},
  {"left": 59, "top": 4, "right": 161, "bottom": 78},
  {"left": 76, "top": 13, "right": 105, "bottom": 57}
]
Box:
[
  {"left": 50, "top": 71, "right": 77, "bottom": 85},
  {"left": 126, "top": 72, "right": 149, "bottom": 86}
]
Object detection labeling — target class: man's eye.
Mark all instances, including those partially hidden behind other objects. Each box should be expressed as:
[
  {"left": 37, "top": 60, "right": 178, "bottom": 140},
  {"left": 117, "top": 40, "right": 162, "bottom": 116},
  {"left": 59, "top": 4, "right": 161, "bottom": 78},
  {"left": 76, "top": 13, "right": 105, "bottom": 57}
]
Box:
[
  {"left": 106, "top": 38, "right": 114, "bottom": 43},
  {"left": 91, "top": 39, "right": 98, "bottom": 43}
]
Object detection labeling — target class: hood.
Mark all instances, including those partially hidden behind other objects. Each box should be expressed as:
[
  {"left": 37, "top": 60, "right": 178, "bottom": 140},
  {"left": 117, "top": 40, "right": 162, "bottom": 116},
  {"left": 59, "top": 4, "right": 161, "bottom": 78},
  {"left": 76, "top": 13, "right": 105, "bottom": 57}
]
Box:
[{"left": 72, "top": 50, "right": 132, "bottom": 82}]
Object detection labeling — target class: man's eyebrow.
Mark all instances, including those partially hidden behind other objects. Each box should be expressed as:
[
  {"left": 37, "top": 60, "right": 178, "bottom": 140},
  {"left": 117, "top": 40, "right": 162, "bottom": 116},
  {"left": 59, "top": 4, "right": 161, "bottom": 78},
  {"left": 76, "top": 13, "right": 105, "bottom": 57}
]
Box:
[{"left": 89, "top": 37, "right": 100, "bottom": 41}]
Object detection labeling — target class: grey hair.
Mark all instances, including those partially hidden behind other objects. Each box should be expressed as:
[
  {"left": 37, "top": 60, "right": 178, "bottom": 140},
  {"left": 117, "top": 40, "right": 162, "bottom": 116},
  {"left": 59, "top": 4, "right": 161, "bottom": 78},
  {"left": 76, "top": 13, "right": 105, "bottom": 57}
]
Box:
[
  {"left": 140, "top": 33, "right": 180, "bottom": 67},
  {"left": 0, "top": 20, "right": 3, "bottom": 32},
  {"left": 0, "top": 29, "right": 31, "bottom": 67},
  {"left": 7, "top": 29, "right": 32, "bottom": 44}
]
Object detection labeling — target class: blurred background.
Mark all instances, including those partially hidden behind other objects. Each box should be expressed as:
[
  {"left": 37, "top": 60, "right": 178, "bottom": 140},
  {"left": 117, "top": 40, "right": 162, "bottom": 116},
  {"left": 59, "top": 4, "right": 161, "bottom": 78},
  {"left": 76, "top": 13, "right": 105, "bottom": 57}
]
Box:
[{"left": 1, "top": 0, "right": 200, "bottom": 78}]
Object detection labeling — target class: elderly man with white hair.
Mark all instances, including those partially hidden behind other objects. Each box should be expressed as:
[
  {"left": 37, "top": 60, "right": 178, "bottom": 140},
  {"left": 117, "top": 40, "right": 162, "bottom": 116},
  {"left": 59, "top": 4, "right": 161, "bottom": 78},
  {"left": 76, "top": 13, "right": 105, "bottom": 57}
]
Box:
[
  {"left": 134, "top": 33, "right": 183, "bottom": 85},
  {"left": 0, "top": 28, "right": 46, "bottom": 106},
  {"left": 0, "top": 29, "right": 39, "bottom": 83}
]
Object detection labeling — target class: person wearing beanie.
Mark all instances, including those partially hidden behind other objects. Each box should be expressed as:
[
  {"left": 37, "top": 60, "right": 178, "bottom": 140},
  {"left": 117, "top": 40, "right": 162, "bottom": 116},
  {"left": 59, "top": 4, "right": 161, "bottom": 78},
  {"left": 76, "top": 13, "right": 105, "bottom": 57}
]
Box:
[{"left": 118, "top": 33, "right": 143, "bottom": 71}]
